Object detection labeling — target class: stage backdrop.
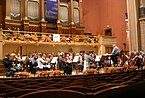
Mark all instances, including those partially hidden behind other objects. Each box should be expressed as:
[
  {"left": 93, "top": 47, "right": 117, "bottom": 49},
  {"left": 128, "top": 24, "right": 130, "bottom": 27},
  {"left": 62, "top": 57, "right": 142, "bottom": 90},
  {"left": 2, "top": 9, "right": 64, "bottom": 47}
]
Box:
[{"left": 46, "top": 0, "right": 58, "bottom": 24}]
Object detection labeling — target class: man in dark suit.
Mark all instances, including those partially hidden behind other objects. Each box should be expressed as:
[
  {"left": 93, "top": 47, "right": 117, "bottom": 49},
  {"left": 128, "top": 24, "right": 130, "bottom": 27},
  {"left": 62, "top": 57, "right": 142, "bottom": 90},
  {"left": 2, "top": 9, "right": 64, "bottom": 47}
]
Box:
[{"left": 3, "top": 53, "right": 12, "bottom": 77}]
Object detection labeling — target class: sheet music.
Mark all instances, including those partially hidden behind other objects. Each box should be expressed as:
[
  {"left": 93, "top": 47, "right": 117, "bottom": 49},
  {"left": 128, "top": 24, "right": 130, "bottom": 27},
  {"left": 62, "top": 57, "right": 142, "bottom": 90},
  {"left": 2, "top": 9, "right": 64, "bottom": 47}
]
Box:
[
  {"left": 53, "top": 34, "right": 60, "bottom": 42},
  {"left": 51, "top": 57, "right": 58, "bottom": 63},
  {"left": 103, "top": 53, "right": 112, "bottom": 56},
  {"left": 22, "top": 56, "right": 27, "bottom": 61},
  {"left": 95, "top": 55, "right": 102, "bottom": 61},
  {"left": 73, "top": 56, "right": 79, "bottom": 62}
]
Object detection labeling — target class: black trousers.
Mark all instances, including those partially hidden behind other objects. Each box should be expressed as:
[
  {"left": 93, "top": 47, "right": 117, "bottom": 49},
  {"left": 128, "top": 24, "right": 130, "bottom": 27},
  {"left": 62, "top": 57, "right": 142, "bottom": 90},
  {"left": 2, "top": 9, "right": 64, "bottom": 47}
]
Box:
[
  {"left": 64, "top": 63, "right": 72, "bottom": 75},
  {"left": 111, "top": 54, "right": 119, "bottom": 64}
]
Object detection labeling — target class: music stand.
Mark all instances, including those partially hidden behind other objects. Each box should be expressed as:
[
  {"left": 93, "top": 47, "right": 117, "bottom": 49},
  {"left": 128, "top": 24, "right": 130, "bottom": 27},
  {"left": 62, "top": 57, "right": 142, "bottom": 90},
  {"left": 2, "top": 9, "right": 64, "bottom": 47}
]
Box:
[
  {"left": 95, "top": 55, "right": 101, "bottom": 67},
  {"left": 51, "top": 57, "right": 58, "bottom": 70},
  {"left": 72, "top": 56, "right": 80, "bottom": 74}
]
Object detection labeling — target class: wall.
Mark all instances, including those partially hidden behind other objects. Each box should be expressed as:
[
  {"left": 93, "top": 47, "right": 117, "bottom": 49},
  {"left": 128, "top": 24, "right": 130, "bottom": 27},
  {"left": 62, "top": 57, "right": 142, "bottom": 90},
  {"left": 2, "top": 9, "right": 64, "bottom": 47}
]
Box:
[
  {"left": 0, "top": 0, "right": 128, "bottom": 55},
  {"left": 83, "top": 0, "right": 128, "bottom": 50},
  {"left": 0, "top": 0, "right": 5, "bottom": 25},
  {"left": 3, "top": 43, "right": 98, "bottom": 57}
]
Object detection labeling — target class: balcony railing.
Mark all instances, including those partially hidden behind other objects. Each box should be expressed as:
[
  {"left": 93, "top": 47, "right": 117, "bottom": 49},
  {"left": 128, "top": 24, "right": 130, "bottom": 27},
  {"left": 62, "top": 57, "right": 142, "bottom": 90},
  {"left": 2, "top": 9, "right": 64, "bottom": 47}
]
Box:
[{"left": 1, "top": 30, "right": 100, "bottom": 46}]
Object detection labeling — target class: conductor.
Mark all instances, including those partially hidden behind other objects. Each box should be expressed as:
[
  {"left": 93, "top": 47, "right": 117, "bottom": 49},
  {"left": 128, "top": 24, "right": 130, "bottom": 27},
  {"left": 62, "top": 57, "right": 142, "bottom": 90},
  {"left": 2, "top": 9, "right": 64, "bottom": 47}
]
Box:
[{"left": 111, "top": 44, "right": 121, "bottom": 66}]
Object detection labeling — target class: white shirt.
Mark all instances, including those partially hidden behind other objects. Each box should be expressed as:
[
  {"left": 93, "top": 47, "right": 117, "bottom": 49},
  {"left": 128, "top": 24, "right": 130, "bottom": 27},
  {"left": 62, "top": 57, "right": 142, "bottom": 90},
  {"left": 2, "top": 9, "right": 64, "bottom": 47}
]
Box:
[
  {"left": 111, "top": 46, "right": 121, "bottom": 55},
  {"left": 37, "top": 58, "right": 45, "bottom": 69}
]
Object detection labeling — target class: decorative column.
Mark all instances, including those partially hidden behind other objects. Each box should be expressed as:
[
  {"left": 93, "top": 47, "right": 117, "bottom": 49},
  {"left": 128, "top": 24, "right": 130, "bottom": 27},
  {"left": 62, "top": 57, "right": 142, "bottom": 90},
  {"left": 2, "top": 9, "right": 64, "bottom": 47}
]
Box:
[
  {"left": 70, "top": 0, "right": 75, "bottom": 34},
  {"left": 40, "top": 0, "right": 47, "bottom": 33},
  {"left": 98, "top": 37, "right": 106, "bottom": 55},
  {"left": 5, "top": 0, "right": 11, "bottom": 29},
  {"left": 78, "top": 0, "right": 84, "bottom": 35},
  {"left": 126, "top": 0, "right": 139, "bottom": 51},
  {"left": 98, "top": 45, "right": 105, "bottom": 55},
  {"left": 139, "top": 0, "right": 145, "bottom": 17},
  {"left": 0, "top": 25, "right": 3, "bottom": 60},
  {"left": 5, "top": 0, "right": 11, "bottom": 20},
  {"left": 57, "top": 0, "right": 62, "bottom": 34},
  {"left": 22, "top": 0, "right": 29, "bottom": 31},
  {"left": 79, "top": 0, "right": 83, "bottom": 27},
  {"left": 139, "top": 20, "right": 145, "bottom": 50},
  {"left": 139, "top": 0, "right": 145, "bottom": 50}
]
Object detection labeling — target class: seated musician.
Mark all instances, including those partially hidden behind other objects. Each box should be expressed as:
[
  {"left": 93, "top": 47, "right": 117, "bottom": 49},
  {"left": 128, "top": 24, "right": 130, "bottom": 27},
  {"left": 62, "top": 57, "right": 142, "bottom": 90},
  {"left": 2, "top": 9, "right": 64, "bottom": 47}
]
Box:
[
  {"left": 134, "top": 52, "right": 143, "bottom": 70},
  {"left": 83, "top": 52, "right": 95, "bottom": 72},
  {"left": 3, "top": 53, "right": 23, "bottom": 77},
  {"left": 111, "top": 44, "right": 121, "bottom": 66},
  {"left": 37, "top": 53, "right": 51, "bottom": 71},
  {"left": 3, "top": 53, "right": 12, "bottom": 77},
  {"left": 58, "top": 55, "right": 66, "bottom": 70},
  {"left": 29, "top": 54, "right": 38, "bottom": 74},
  {"left": 64, "top": 53, "right": 73, "bottom": 75},
  {"left": 77, "top": 52, "right": 84, "bottom": 72}
]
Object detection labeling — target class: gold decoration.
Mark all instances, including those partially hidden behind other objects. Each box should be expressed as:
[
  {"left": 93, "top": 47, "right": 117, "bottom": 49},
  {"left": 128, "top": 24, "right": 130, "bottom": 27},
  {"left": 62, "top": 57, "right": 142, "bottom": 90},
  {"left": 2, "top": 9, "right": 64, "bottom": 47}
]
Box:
[{"left": 2, "top": 30, "right": 100, "bottom": 46}]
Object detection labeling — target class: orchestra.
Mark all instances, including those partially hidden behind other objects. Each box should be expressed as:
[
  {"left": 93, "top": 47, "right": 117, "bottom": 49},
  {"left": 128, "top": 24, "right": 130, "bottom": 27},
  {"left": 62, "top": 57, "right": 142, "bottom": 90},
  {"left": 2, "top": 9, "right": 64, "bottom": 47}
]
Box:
[{"left": 2, "top": 50, "right": 145, "bottom": 77}]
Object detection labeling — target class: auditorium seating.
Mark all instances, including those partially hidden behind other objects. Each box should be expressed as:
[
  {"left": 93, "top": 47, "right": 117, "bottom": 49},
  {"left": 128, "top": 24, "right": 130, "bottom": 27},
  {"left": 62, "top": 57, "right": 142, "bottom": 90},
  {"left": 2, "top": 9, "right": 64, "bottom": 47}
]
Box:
[
  {"left": 0, "top": 70, "right": 145, "bottom": 98},
  {"left": 92, "top": 81, "right": 145, "bottom": 98},
  {"left": 0, "top": 63, "right": 6, "bottom": 76},
  {"left": 18, "top": 89, "right": 87, "bottom": 98}
]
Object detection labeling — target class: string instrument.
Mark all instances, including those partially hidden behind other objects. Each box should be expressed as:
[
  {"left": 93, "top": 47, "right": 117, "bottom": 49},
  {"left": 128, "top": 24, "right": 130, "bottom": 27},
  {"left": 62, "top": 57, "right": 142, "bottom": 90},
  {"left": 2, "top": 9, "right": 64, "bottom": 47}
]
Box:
[{"left": 119, "top": 54, "right": 128, "bottom": 66}]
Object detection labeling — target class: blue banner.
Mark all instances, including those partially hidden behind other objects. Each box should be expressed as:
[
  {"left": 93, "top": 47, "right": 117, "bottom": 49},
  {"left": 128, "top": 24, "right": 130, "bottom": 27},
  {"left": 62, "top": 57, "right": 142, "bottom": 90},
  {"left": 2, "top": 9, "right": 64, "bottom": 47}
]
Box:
[{"left": 46, "top": 0, "right": 58, "bottom": 24}]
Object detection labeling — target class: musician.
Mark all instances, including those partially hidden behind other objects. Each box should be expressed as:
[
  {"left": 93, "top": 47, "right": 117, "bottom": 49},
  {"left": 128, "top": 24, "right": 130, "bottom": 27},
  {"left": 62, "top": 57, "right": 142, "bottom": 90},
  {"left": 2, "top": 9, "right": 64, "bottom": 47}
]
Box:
[
  {"left": 128, "top": 51, "right": 136, "bottom": 66},
  {"left": 5, "top": 53, "right": 23, "bottom": 77},
  {"left": 29, "top": 54, "right": 38, "bottom": 74},
  {"left": 3, "top": 53, "right": 12, "bottom": 77},
  {"left": 58, "top": 50, "right": 64, "bottom": 57},
  {"left": 83, "top": 52, "right": 95, "bottom": 72},
  {"left": 37, "top": 53, "right": 50, "bottom": 71},
  {"left": 64, "top": 53, "right": 73, "bottom": 75},
  {"left": 77, "top": 52, "right": 84, "bottom": 72},
  {"left": 111, "top": 44, "right": 121, "bottom": 66},
  {"left": 134, "top": 52, "right": 143, "bottom": 70},
  {"left": 57, "top": 54, "right": 66, "bottom": 70}
]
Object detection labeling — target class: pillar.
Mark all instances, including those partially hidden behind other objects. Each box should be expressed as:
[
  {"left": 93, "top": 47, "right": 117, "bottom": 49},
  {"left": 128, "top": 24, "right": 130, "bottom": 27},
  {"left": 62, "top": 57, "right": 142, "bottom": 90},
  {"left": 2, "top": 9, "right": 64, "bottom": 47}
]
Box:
[
  {"left": 98, "top": 45, "right": 106, "bottom": 55},
  {"left": 139, "top": 0, "right": 145, "bottom": 17},
  {"left": 57, "top": 0, "right": 62, "bottom": 34},
  {"left": 0, "top": 26, "right": 3, "bottom": 60},
  {"left": 139, "top": 20, "right": 145, "bottom": 50},
  {"left": 22, "top": 0, "right": 29, "bottom": 31},
  {"left": 79, "top": 0, "right": 83, "bottom": 27},
  {"left": 126, "top": 0, "right": 139, "bottom": 51},
  {"left": 70, "top": 0, "right": 75, "bottom": 34},
  {"left": 40, "top": 0, "right": 47, "bottom": 32},
  {"left": 5, "top": 0, "right": 11, "bottom": 20},
  {"left": 5, "top": 0, "right": 11, "bottom": 29},
  {"left": 139, "top": 0, "right": 145, "bottom": 50}
]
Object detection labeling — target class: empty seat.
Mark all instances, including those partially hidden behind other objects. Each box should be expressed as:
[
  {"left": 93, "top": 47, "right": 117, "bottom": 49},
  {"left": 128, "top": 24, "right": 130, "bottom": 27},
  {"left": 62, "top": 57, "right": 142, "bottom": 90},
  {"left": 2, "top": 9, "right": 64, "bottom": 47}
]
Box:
[{"left": 18, "top": 89, "right": 87, "bottom": 98}]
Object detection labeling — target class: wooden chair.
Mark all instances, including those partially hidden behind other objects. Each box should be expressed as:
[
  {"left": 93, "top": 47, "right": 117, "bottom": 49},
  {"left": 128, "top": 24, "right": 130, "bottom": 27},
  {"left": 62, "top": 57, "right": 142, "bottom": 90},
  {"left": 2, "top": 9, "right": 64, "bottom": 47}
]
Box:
[
  {"left": 18, "top": 89, "right": 87, "bottom": 98},
  {"left": 6, "top": 89, "right": 37, "bottom": 98},
  {"left": 62, "top": 85, "right": 91, "bottom": 94}
]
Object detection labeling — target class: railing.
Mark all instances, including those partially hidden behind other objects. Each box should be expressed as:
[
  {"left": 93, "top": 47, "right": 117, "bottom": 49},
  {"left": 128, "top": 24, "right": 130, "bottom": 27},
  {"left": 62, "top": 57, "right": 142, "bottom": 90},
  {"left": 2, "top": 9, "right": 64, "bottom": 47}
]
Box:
[{"left": 1, "top": 30, "right": 100, "bottom": 46}]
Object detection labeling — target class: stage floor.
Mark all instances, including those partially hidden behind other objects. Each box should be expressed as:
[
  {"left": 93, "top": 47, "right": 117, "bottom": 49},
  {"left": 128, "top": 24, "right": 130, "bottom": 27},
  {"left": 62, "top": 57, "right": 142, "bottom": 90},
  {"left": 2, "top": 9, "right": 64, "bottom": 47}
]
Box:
[{"left": 0, "top": 67, "right": 130, "bottom": 78}]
